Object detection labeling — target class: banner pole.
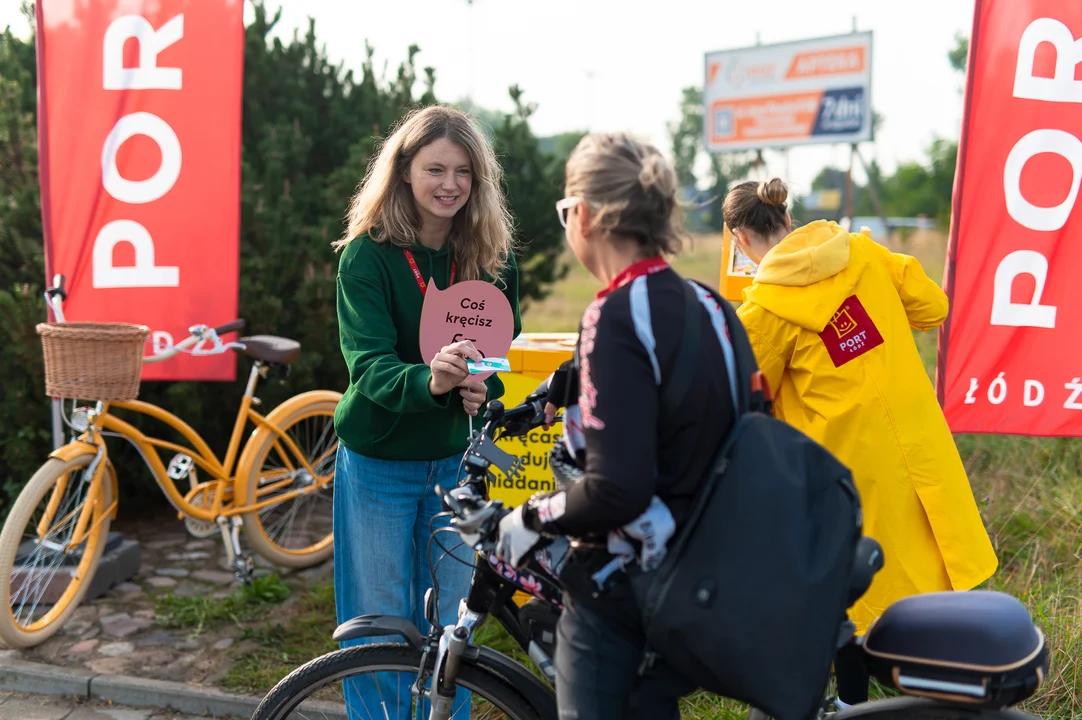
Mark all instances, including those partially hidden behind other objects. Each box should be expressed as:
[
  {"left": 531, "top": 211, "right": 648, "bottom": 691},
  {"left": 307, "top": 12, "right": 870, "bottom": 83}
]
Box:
[{"left": 51, "top": 399, "right": 63, "bottom": 450}]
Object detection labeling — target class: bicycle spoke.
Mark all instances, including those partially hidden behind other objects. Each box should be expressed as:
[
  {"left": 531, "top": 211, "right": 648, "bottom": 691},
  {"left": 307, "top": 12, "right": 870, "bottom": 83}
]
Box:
[
  {"left": 252, "top": 410, "right": 335, "bottom": 555},
  {"left": 13, "top": 546, "right": 68, "bottom": 624},
  {"left": 309, "top": 417, "right": 337, "bottom": 474},
  {"left": 14, "top": 527, "right": 75, "bottom": 621},
  {"left": 13, "top": 474, "right": 84, "bottom": 615},
  {"left": 263, "top": 492, "right": 304, "bottom": 545},
  {"left": 7, "top": 459, "right": 105, "bottom": 634}
]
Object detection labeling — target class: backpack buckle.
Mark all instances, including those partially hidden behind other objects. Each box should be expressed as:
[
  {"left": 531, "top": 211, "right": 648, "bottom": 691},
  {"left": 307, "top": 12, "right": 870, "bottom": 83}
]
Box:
[
  {"left": 637, "top": 649, "right": 659, "bottom": 677},
  {"left": 749, "top": 371, "right": 774, "bottom": 414}
]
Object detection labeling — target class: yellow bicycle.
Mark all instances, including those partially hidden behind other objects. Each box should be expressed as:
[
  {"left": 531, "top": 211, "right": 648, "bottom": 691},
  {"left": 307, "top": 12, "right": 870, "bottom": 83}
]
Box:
[{"left": 0, "top": 277, "right": 340, "bottom": 648}]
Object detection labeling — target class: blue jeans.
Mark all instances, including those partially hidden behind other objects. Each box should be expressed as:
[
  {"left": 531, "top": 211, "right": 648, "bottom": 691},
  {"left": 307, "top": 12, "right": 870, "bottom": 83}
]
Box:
[{"left": 333, "top": 444, "right": 474, "bottom": 720}]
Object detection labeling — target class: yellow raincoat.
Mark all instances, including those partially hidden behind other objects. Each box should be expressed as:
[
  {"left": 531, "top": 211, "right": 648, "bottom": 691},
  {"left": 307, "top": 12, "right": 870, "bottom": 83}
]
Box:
[{"left": 736, "top": 220, "right": 998, "bottom": 635}]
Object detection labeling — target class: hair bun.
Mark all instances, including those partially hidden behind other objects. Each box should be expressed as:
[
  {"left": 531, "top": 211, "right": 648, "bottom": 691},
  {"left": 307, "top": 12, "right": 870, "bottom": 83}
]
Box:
[
  {"left": 638, "top": 152, "right": 670, "bottom": 193},
  {"left": 565, "top": 131, "right": 686, "bottom": 258},
  {"left": 757, "top": 177, "right": 788, "bottom": 207}
]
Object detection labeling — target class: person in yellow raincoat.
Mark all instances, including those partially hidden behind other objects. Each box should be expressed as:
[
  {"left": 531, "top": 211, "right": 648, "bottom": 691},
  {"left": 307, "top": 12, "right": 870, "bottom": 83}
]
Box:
[{"left": 723, "top": 178, "right": 999, "bottom": 710}]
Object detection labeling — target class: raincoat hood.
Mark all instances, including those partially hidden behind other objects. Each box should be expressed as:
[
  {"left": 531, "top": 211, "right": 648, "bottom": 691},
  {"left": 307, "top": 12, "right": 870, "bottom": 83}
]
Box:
[{"left": 743, "top": 220, "right": 868, "bottom": 332}]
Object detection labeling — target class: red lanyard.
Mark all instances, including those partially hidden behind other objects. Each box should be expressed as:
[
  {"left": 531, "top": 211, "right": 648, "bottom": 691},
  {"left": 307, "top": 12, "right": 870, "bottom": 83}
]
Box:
[
  {"left": 596, "top": 256, "right": 670, "bottom": 299},
  {"left": 403, "top": 249, "right": 456, "bottom": 296}
]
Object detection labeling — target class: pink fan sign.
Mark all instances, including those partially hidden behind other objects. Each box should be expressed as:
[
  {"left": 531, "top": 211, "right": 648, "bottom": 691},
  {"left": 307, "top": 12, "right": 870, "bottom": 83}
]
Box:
[{"left": 419, "top": 279, "right": 514, "bottom": 381}]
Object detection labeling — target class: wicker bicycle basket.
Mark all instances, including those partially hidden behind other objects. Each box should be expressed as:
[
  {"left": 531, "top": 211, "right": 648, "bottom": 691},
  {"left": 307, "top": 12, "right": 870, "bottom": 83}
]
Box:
[{"left": 36, "top": 322, "right": 150, "bottom": 402}]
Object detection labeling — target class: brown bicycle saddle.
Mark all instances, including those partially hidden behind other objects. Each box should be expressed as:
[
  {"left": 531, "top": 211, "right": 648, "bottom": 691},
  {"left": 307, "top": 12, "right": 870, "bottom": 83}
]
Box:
[{"left": 235, "top": 335, "right": 301, "bottom": 365}]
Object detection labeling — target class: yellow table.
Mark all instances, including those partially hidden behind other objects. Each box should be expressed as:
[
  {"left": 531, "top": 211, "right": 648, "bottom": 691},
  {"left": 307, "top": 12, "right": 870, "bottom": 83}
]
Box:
[{"left": 490, "top": 333, "right": 576, "bottom": 508}]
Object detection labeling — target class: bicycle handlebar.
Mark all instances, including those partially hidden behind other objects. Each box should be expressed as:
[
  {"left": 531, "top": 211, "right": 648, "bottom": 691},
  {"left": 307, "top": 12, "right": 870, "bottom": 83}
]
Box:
[
  {"left": 46, "top": 274, "right": 67, "bottom": 302},
  {"left": 438, "top": 483, "right": 508, "bottom": 554},
  {"left": 439, "top": 384, "right": 559, "bottom": 552},
  {"left": 144, "top": 323, "right": 246, "bottom": 363},
  {"left": 214, "top": 319, "right": 246, "bottom": 336},
  {"left": 143, "top": 332, "right": 201, "bottom": 363},
  {"left": 41, "top": 274, "right": 246, "bottom": 363},
  {"left": 478, "top": 381, "right": 551, "bottom": 441}
]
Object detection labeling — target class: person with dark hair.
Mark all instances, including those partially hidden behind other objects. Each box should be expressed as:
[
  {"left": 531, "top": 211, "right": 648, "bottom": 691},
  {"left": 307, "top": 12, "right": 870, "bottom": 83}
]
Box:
[
  {"left": 724, "top": 177, "right": 999, "bottom": 710},
  {"left": 489, "top": 132, "right": 742, "bottom": 719}
]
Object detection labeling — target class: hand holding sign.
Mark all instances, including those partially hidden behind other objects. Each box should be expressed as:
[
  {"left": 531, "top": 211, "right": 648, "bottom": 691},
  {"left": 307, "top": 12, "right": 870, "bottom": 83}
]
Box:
[
  {"left": 420, "top": 278, "right": 514, "bottom": 383},
  {"left": 429, "top": 341, "right": 482, "bottom": 395}
]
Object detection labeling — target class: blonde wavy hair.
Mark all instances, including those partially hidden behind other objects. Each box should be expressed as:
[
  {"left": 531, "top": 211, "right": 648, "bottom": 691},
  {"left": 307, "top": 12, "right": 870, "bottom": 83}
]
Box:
[{"left": 333, "top": 105, "right": 514, "bottom": 282}]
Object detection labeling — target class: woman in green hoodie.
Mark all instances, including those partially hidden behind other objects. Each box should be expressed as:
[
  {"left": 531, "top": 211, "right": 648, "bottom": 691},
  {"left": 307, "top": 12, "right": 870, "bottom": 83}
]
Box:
[{"left": 330, "top": 105, "right": 521, "bottom": 719}]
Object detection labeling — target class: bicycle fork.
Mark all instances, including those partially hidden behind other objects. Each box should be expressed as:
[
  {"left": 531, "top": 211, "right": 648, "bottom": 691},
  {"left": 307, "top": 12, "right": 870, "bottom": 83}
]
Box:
[{"left": 414, "top": 592, "right": 486, "bottom": 720}]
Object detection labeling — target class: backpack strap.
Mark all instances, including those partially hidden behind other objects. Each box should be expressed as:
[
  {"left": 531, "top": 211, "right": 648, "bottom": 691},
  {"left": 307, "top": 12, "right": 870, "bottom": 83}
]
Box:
[
  {"left": 688, "top": 280, "right": 772, "bottom": 416},
  {"left": 660, "top": 281, "right": 703, "bottom": 419}
]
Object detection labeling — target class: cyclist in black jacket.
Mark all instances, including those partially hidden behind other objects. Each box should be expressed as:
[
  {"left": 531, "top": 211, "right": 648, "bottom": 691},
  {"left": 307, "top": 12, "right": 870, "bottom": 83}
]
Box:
[{"left": 491, "top": 132, "right": 740, "bottom": 720}]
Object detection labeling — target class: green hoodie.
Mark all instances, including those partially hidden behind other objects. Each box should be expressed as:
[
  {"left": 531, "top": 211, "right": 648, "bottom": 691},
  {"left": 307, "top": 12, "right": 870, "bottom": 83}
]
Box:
[{"left": 333, "top": 234, "right": 521, "bottom": 461}]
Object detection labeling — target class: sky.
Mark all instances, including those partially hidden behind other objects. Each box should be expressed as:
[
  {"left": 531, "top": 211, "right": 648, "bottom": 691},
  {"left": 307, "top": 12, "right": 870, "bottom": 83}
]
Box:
[{"left": 1, "top": 0, "right": 975, "bottom": 196}]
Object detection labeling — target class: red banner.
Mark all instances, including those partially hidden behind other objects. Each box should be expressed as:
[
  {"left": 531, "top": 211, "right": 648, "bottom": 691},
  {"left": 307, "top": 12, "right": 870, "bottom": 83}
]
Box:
[
  {"left": 938, "top": 0, "right": 1082, "bottom": 436},
  {"left": 37, "top": 0, "right": 244, "bottom": 381}
]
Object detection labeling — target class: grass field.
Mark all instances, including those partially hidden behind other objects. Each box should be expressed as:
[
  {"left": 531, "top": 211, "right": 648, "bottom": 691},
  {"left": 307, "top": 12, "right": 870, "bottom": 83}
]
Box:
[
  {"left": 520, "top": 229, "right": 1081, "bottom": 719},
  {"left": 521, "top": 232, "right": 728, "bottom": 333}
]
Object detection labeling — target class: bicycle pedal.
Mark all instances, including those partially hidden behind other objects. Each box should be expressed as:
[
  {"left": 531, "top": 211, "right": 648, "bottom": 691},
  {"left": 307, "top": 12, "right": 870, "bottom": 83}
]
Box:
[{"left": 167, "top": 454, "right": 195, "bottom": 481}]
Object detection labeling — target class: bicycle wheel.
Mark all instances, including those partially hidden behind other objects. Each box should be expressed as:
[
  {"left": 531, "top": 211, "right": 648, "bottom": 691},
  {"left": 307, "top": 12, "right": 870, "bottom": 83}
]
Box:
[
  {"left": 0, "top": 452, "right": 114, "bottom": 648},
  {"left": 239, "top": 391, "right": 338, "bottom": 567},
  {"left": 252, "top": 643, "right": 544, "bottom": 720}
]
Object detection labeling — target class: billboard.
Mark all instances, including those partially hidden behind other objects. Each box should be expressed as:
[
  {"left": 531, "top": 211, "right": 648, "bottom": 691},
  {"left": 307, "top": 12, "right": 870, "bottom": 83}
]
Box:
[
  {"left": 37, "top": 0, "right": 244, "bottom": 381},
  {"left": 704, "top": 31, "right": 873, "bottom": 152}
]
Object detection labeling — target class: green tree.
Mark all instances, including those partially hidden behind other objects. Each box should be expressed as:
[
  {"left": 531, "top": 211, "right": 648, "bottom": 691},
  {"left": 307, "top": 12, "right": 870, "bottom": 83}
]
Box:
[
  {"left": 536, "top": 130, "right": 587, "bottom": 173},
  {"left": 453, "top": 98, "right": 507, "bottom": 137},
  {"left": 0, "top": 1, "right": 572, "bottom": 513},
  {"left": 948, "top": 33, "right": 968, "bottom": 75},
  {"left": 0, "top": 18, "right": 50, "bottom": 501},
  {"left": 669, "top": 87, "right": 703, "bottom": 189},
  {"left": 870, "top": 36, "right": 965, "bottom": 229},
  {"left": 667, "top": 85, "right": 756, "bottom": 231},
  {"left": 806, "top": 37, "right": 967, "bottom": 234},
  {"left": 490, "top": 87, "right": 570, "bottom": 305}
]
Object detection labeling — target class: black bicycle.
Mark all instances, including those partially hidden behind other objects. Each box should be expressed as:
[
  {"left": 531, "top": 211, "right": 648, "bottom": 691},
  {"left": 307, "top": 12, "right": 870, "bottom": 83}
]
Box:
[
  {"left": 250, "top": 392, "right": 564, "bottom": 720},
  {"left": 251, "top": 391, "right": 1049, "bottom": 720}
]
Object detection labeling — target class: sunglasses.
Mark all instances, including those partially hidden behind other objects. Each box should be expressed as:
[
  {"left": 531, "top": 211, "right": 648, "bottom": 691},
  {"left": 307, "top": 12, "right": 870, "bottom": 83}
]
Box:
[{"left": 556, "top": 197, "right": 582, "bottom": 228}]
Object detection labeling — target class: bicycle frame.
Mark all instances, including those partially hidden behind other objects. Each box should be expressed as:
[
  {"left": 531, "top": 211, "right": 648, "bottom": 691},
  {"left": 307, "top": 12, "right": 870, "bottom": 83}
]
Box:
[
  {"left": 61, "top": 360, "right": 334, "bottom": 527},
  {"left": 460, "top": 550, "right": 562, "bottom": 680}
]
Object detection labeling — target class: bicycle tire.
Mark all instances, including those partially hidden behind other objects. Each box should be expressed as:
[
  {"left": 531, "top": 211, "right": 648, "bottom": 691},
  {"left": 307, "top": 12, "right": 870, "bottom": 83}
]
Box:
[
  {"left": 833, "top": 697, "right": 1042, "bottom": 719},
  {"left": 750, "top": 698, "right": 1041, "bottom": 720},
  {"left": 252, "top": 642, "right": 545, "bottom": 720},
  {"left": 0, "top": 453, "right": 113, "bottom": 648},
  {"left": 239, "top": 391, "right": 338, "bottom": 567}
]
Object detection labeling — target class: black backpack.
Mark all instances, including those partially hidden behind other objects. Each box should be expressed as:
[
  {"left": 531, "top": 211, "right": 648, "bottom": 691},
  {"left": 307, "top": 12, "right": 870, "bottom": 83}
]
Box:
[{"left": 629, "top": 280, "right": 863, "bottom": 720}]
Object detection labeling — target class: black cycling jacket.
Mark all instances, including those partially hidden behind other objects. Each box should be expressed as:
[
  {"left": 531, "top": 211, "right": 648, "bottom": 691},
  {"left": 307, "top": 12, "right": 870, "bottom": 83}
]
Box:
[{"left": 528, "top": 259, "right": 739, "bottom": 540}]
